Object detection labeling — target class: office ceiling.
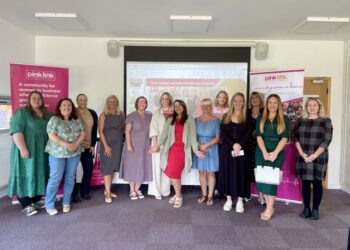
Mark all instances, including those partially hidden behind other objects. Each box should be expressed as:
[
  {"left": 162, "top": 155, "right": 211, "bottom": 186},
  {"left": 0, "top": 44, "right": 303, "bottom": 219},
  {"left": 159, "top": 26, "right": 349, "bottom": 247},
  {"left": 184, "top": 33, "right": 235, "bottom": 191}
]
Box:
[{"left": 0, "top": 0, "right": 350, "bottom": 40}]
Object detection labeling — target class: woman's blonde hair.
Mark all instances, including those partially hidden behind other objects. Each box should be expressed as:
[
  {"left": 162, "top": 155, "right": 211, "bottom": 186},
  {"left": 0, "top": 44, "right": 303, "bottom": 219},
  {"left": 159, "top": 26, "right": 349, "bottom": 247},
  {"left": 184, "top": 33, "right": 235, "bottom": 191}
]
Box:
[
  {"left": 249, "top": 91, "right": 264, "bottom": 110},
  {"left": 200, "top": 98, "right": 213, "bottom": 107},
  {"left": 214, "top": 90, "right": 229, "bottom": 108},
  {"left": 223, "top": 92, "right": 246, "bottom": 124},
  {"left": 103, "top": 95, "right": 121, "bottom": 115},
  {"left": 302, "top": 97, "right": 326, "bottom": 118},
  {"left": 260, "top": 94, "right": 285, "bottom": 134},
  {"left": 159, "top": 92, "right": 173, "bottom": 108}
]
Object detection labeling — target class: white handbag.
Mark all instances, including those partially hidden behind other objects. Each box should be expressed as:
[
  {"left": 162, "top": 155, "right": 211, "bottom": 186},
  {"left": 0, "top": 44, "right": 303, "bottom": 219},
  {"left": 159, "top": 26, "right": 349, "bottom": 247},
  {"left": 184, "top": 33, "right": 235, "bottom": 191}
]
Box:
[{"left": 254, "top": 165, "right": 283, "bottom": 185}]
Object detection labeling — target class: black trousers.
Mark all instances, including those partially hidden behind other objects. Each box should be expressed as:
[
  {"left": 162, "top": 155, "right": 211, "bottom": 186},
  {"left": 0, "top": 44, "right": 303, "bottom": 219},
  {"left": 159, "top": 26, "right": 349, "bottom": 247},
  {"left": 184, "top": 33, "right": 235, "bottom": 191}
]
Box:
[
  {"left": 17, "top": 195, "right": 42, "bottom": 209},
  {"left": 302, "top": 180, "right": 323, "bottom": 211},
  {"left": 72, "top": 149, "right": 94, "bottom": 196}
]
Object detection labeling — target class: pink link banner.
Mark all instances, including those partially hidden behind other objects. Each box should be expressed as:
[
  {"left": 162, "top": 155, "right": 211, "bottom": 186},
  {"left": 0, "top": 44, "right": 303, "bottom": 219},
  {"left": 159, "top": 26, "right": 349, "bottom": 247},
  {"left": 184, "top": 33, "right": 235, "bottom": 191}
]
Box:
[
  {"left": 10, "top": 64, "right": 68, "bottom": 113},
  {"left": 10, "top": 64, "right": 68, "bottom": 204},
  {"left": 250, "top": 69, "right": 304, "bottom": 204}
]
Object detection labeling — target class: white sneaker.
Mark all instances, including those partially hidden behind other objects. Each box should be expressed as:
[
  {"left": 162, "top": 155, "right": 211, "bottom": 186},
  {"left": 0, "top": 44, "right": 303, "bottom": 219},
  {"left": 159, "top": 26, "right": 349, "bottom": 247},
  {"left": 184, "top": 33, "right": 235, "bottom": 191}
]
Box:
[
  {"left": 22, "top": 205, "right": 38, "bottom": 216},
  {"left": 235, "top": 200, "right": 244, "bottom": 213},
  {"left": 223, "top": 200, "right": 233, "bottom": 211},
  {"left": 63, "top": 205, "right": 70, "bottom": 213},
  {"left": 46, "top": 208, "right": 58, "bottom": 216}
]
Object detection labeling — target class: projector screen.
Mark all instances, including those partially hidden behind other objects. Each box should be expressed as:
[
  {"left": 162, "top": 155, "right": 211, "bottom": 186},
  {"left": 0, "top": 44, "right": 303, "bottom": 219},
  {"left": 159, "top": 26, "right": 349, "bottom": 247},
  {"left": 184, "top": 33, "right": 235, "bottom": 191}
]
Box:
[
  {"left": 126, "top": 61, "right": 248, "bottom": 116},
  {"left": 124, "top": 46, "right": 251, "bottom": 116}
]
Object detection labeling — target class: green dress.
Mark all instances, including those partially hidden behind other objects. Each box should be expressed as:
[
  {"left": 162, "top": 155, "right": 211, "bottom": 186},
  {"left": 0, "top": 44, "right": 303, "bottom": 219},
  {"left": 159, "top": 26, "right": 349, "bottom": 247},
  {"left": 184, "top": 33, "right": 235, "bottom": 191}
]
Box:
[
  {"left": 8, "top": 108, "right": 51, "bottom": 198},
  {"left": 255, "top": 115, "right": 290, "bottom": 196}
]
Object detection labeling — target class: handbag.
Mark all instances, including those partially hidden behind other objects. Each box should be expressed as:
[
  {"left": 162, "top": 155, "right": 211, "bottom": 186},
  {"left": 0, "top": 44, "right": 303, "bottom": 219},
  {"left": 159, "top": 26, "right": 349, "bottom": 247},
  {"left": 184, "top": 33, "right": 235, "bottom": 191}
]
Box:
[{"left": 254, "top": 165, "right": 283, "bottom": 185}]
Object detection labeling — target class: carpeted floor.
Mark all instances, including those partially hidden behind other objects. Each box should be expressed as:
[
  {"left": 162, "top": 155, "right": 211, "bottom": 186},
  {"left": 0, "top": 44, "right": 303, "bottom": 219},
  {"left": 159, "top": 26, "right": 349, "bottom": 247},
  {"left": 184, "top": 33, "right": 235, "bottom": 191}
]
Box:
[{"left": 0, "top": 185, "right": 349, "bottom": 250}]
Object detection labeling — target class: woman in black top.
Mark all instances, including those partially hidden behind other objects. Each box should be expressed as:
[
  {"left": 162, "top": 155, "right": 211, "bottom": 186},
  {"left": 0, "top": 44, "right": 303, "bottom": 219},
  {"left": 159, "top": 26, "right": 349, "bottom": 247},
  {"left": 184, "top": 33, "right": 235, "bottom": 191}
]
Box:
[
  {"left": 219, "top": 92, "right": 252, "bottom": 213},
  {"left": 246, "top": 91, "right": 264, "bottom": 204}
]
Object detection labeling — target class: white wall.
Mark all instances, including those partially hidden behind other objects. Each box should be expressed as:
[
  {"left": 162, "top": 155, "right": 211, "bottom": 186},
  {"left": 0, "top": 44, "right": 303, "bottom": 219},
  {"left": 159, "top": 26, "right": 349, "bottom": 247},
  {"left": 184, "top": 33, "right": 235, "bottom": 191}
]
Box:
[
  {"left": 251, "top": 40, "right": 344, "bottom": 189},
  {"left": 35, "top": 37, "right": 345, "bottom": 189},
  {"left": 341, "top": 41, "right": 350, "bottom": 193},
  {"left": 35, "top": 37, "right": 124, "bottom": 113},
  {"left": 0, "top": 18, "right": 35, "bottom": 96},
  {"left": 0, "top": 18, "right": 34, "bottom": 191}
]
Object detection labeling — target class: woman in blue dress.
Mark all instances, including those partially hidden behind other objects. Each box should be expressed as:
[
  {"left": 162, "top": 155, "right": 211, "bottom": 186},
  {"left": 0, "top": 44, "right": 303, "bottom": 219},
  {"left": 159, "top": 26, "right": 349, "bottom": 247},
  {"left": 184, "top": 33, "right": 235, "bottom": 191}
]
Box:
[{"left": 193, "top": 98, "right": 220, "bottom": 205}]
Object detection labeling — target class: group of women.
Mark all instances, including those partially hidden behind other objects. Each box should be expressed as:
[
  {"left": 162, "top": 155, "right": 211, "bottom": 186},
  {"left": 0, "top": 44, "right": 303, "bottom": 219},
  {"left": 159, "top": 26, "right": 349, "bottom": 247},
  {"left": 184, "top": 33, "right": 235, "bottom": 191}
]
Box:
[{"left": 8, "top": 89, "right": 333, "bottom": 221}]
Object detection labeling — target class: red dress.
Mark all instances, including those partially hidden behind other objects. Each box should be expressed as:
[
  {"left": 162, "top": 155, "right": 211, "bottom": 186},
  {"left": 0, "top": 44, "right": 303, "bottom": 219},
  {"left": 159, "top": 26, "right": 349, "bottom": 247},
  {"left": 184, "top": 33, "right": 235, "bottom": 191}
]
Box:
[{"left": 164, "top": 118, "right": 185, "bottom": 180}]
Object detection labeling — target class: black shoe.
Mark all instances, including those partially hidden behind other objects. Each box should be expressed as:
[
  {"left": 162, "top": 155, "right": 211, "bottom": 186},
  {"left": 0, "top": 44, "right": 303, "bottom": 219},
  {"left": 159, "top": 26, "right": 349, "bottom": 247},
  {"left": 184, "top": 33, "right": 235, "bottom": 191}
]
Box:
[
  {"left": 310, "top": 209, "right": 320, "bottom": 220},
  {"left": 81, "top": 194, "right": 92, "bottom": 200},
  {"left": 71, "top": 195, "right": 81, "bottom": 203},
  {"left": 299, "top": 208, "right": 311, "bottom": 218}
]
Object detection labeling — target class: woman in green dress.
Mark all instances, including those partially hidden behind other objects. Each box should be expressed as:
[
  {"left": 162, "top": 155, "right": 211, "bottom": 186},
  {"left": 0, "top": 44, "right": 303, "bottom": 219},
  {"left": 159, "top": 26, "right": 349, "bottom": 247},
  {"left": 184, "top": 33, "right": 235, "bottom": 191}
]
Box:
[
  {"left": 8, "top": 91, "right": 51, "bottom": 216},
  {"left": 255, "top": 94, "right": 290, "bottom": 220}
]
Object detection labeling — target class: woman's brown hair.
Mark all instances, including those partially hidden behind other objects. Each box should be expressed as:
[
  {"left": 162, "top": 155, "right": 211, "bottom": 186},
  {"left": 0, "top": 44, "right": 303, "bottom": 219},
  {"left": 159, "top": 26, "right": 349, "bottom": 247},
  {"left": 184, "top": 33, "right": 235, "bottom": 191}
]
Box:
[
  {"left": 170, "top": 100, "right": 188, "bottom": 125},
  {"left": 260, "top": 94, "right": 285, "bottom": 134},
  {"left": 26, "top": 90, "right": 49, "bottom": 119},
  {"left": 54, "top": 98, "right": 78, "bottom": 120}
]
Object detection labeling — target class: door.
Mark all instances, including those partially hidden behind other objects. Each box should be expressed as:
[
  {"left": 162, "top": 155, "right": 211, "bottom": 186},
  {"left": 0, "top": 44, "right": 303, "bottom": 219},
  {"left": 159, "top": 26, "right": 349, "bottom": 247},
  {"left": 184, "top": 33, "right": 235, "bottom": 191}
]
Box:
[
  {"left": 303, "top": 77, "right": 331, "bottom": 188},
  {"left": 304, "top": 77, "right": 331, "bottom": 116}
]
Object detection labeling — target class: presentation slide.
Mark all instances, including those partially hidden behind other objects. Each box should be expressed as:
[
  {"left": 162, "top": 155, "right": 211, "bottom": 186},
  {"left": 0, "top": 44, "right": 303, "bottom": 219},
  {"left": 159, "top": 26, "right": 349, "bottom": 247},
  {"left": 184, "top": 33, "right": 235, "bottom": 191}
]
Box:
[{"left": 126, "top": 62, "right": 248, "bottom": 116}]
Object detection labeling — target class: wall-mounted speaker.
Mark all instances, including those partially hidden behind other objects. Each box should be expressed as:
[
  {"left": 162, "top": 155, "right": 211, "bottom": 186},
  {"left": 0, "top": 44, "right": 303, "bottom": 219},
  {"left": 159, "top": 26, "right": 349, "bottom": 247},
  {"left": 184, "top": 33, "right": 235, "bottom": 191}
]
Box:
[
  {"left": 107, "top": 40, "right": 119, "bottom": 57},
  {"left": 255, "top": 42, "right": 269, "bottom": 60}
]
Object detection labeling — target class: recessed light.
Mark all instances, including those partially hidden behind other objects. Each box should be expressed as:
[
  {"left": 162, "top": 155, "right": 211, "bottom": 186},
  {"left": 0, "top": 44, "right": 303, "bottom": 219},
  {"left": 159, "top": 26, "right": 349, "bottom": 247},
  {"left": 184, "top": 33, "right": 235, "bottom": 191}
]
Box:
[
  {"left": 169, "top": 15, "right": 212, "bottom": 33},
  {"left": 170, "top": 15, "right": 212, "bottom": 21},
  {"left": 291, "top": 16, "right": 350, "bottom": 34},
  {"left": 35, "top": 12, "right": 77, "bottom": 18},
  {"left": 306, "top": 17, "right": 349, "bottom": 23}
]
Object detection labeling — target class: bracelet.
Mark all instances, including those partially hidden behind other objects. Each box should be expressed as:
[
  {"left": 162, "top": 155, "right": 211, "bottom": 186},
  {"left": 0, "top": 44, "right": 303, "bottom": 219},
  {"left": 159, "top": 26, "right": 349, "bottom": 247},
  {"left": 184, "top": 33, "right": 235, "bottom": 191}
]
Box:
[{"left": 312, "top": 154, "right": 317, "bottom": 159}]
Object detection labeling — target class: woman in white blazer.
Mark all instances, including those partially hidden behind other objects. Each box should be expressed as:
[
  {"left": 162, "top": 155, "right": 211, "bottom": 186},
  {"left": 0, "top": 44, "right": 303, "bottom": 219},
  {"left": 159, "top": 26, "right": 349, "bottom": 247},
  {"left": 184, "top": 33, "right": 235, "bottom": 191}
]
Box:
[{"left": 148, "top": 92, "right": 173, "bottom": 199}]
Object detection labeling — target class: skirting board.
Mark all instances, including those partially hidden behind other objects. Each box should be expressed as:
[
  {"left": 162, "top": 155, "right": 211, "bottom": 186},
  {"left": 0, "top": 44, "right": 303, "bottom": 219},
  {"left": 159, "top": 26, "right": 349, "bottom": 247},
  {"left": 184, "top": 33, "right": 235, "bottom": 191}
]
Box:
[{"left": 341, "top": 185, "right": 350, "bottom": 194}]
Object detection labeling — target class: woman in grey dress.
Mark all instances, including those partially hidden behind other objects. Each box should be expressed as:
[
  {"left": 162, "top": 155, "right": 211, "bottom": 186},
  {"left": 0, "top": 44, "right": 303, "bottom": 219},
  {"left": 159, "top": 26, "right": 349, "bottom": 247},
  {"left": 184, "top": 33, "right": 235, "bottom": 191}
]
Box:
[
  {"left": 120, "top": 96, "right": 152, "bottom": 200},
  {"left": 294, "top": 97, "right": 333, "bottom": 220},
  {"left": 99, "top": 95, "right": 125, "bottom": 203}
]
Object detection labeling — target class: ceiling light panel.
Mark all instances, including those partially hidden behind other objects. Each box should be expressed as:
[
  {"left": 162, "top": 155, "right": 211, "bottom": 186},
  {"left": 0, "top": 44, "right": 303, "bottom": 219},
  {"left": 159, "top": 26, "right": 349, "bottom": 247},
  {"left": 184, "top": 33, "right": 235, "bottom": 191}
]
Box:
[
  {"left": 170, "top": 15, "right": 212, "bottom": 33},
  {"left": 35, "top": 12, "right": 89, "bottom": 31},
  {"left": 291, "top": 16, "right": 350, "bottom": 34}
]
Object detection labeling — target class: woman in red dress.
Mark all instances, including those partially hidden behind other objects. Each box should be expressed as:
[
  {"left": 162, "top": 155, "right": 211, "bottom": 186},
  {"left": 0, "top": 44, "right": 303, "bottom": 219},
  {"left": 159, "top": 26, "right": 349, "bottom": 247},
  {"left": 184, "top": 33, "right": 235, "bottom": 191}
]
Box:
[{"left": 151, "top": 100, "right": 205, "bottom": 208}]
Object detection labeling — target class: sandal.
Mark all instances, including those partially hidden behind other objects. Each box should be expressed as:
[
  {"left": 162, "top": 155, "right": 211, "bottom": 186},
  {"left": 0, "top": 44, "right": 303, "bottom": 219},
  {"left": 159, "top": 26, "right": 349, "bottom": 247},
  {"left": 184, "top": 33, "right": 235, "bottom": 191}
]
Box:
[
  {"left": 169, "top": 195, "right": 176, "bottom": 204},
  {"left": 104, "top": 191, "right": 117, "bottom": 198},
  {"left": 105, "top": 195, "right": 112, "bottom": 204},
  {"left": 261, "top": 209, "right": 274, "bottom": 221},
  {"left": 129, "top": 192, "right": 138, "bottom": 200},
  {"left": 174, "top": 197, "right": 183, "bottom": 208},
  {"left": 137, "top": 190, "right": 145, "bottom": 199},
  {"left": 206, "top": 197, "right": 214, "bottom": 206},
  {"left": 197, "top": 195, "right": 207, "bottom": 204}
]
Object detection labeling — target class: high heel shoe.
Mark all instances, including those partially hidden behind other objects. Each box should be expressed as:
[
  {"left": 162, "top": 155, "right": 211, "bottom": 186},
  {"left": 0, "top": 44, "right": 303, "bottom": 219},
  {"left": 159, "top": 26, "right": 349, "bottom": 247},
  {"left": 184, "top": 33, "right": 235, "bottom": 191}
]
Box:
[{"left": 260, "top": 209, "right": 274, "bottom": 221}]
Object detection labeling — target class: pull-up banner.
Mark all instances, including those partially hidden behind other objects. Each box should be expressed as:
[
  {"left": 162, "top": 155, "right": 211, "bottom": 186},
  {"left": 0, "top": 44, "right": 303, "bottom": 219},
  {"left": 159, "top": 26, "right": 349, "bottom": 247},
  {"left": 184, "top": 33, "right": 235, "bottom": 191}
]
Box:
[
  {"left": 250, "top": 69, "right": 304, "bottom": 204},
  {"left": 10, "top": 64, "right": 69, "bottom": 113}
]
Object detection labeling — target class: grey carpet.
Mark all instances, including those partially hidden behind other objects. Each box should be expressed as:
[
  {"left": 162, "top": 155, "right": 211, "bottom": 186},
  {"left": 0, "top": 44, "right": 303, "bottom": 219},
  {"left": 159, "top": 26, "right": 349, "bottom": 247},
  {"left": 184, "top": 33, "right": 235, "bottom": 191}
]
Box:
[{"left": 0, "top": 185, "right": 349, "bottom": 250}]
